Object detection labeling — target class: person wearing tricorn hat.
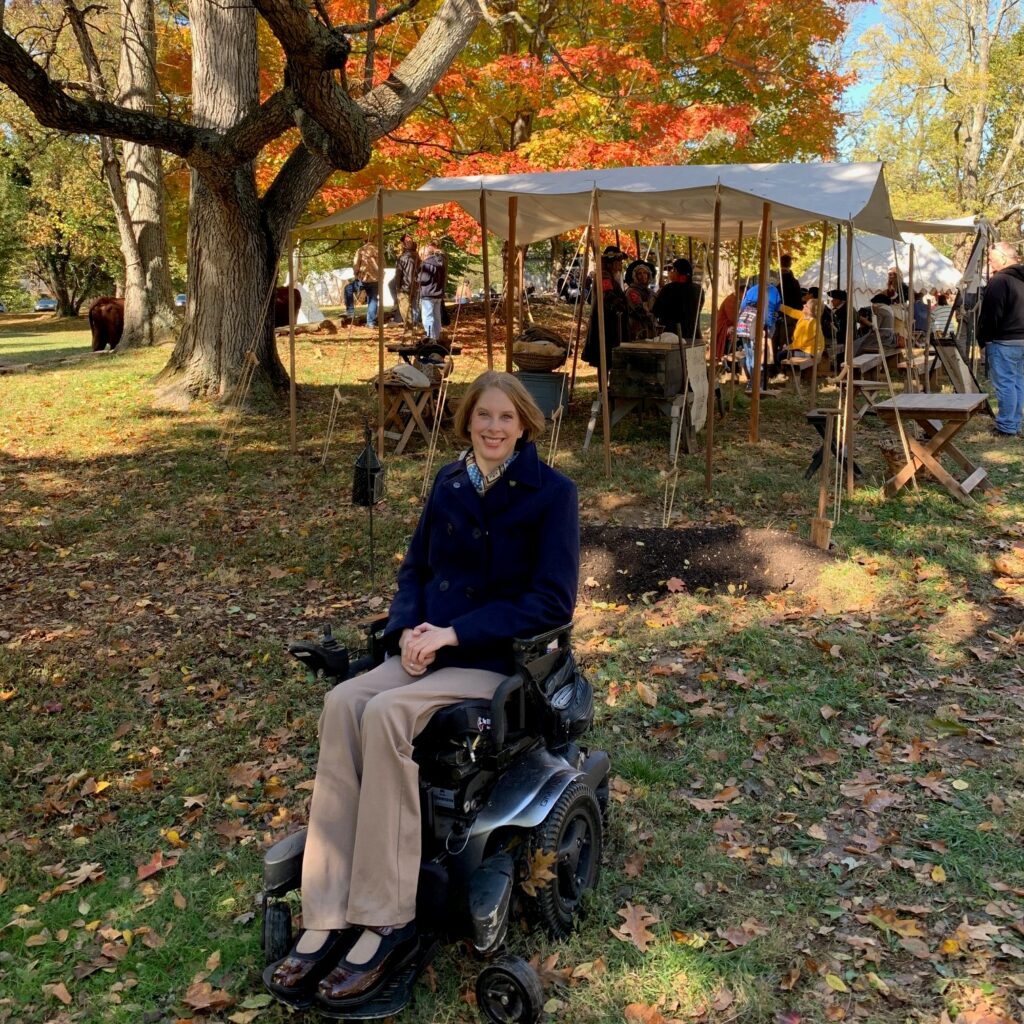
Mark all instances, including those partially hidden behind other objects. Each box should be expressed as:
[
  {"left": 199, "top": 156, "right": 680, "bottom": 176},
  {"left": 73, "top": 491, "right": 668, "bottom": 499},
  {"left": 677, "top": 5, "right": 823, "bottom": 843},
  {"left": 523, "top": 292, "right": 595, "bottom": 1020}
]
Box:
[{"left": 822, "top": 289, "right": 848, "bottom": 369}]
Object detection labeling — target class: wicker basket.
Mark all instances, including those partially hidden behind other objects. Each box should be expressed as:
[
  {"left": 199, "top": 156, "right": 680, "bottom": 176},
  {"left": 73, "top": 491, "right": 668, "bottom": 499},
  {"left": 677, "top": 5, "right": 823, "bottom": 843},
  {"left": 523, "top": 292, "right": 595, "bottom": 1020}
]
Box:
[{"left": 512, "top": 348, "right": 567, "bottom": 373}]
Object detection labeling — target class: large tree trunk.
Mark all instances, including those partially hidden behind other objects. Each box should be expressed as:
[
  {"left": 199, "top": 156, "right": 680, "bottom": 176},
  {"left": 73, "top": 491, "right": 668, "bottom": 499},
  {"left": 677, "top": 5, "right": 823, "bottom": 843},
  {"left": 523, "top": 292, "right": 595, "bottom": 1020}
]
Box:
[
  {"left": 117, "top": 0, "right": 176, "bottom": 348},
  {"left": 155, "top": 0, "right": 285, "bottom": 406},
  {"left": 156, "top": 177, "right": 286, "bottom": 405}
]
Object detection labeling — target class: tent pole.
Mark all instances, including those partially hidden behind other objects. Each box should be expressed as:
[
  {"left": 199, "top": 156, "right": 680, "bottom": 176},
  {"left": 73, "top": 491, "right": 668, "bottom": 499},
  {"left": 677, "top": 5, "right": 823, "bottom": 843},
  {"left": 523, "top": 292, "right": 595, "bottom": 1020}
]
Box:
[
  {"left": 906, "top": 243, "right": 916, "bottom": 393},
  {"left": 812, "top": 221, "right": 827, "bottom": 406},
  {"left": 659, "top": 222, "right": 667, "bottom": 288},
  {"left": 749, "top": 202, "right": 771, "bottom": 443},
  {"left": 505, "top": 197, "right": 517, "bottom": 372},
  {"left": 480, "top": 191, "right": 493, "bottom": 370},
  {"left": 705, "top": 191, "right": 721, "bottom": 493},
  {"left": 288, "top": 232, "right": 298, "bottom": 455},
  {"left": 633, "top": 229, "right": 641, "bottom": 259},
  {"left": 731, "top": 221, "right": 743, "bottom": 412},
  {"left": 568, "top": 226, "right": 591, "bottom": 398},
  {"left": 518, "top": 245, "right": 526, "bottom": 326},
  {"left": 843, "top": 222, "right": 856, "bottom": 493},
  {"left": 591, "top": 189, "right": 612, "bottom": 475},
  {"left": 376, "top": 189, "right": 386, "bottom": 457}
]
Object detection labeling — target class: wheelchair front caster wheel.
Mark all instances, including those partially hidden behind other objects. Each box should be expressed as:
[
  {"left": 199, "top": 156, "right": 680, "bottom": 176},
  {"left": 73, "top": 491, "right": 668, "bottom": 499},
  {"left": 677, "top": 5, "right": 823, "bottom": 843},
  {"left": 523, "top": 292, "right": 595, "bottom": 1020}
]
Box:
[
  {"left": 262, "top": 901, "right": 293, "bottom": 965},
  {"left": 475, "top": 956, "right": 543, "bottom": 1024}
]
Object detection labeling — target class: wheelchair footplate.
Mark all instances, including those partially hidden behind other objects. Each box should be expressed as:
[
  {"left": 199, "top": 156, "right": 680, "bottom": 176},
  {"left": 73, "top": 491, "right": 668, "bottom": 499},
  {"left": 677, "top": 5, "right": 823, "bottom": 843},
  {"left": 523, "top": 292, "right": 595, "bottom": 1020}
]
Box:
[{"left": 318, "top": 936, "right": 439, "bottom": 1021}]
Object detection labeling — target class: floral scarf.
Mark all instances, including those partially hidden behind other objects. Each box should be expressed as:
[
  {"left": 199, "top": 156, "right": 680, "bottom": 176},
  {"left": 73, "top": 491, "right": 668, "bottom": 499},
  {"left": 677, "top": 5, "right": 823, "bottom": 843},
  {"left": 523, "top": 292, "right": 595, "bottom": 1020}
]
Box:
[{"left": 464, "top": 449, "right": 519, "bottom": 495}]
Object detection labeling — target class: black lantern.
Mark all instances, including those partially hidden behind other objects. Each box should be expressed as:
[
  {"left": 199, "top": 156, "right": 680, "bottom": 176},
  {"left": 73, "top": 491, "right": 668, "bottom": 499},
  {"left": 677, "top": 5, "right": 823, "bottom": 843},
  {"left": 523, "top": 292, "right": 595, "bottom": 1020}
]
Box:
[
  {"left": 352, "top": 422, "right": 386, "bottom": 506},
  {"left": 352, "top": 421, "right": 385, "bottom": 586}
]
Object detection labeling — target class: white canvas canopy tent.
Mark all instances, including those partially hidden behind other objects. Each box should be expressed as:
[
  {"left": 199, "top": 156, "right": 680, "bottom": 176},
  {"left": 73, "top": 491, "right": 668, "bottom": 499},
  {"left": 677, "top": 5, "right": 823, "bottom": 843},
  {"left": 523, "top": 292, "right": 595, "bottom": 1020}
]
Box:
[
  {"left": 289, "top": 161, "right": 980, "bottom": 520},
  {"left": 801, "top": 231, "right": 963, "bottom": 308},
  {"left": 304, "top": 161, "right": 904, "bottom": 241}
]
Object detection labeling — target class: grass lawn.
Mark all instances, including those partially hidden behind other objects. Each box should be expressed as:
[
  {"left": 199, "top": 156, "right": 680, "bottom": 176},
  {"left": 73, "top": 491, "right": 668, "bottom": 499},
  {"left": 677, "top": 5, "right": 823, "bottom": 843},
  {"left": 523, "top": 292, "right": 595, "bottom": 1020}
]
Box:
[
  {"left": 1, "top": 306, "right": 1022, "bottom": 1024},
  {"left": 0, "top": 313, "right": 99, "bottom": 367}
]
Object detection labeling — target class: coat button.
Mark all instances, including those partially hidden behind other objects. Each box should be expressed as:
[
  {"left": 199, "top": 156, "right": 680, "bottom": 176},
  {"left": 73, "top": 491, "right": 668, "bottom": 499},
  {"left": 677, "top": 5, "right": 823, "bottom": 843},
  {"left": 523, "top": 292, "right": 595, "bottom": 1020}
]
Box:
[
  {"left": 453, "top": 482, "right": 461, "bottom": 489},
  {"left": 509, "top": 480, "right": 516, "bottom": 487},
  {"left": 439, "top": 580, "right": 449, "bottom": 592},
  {"left": 472, "top": 528, "right": 482, "bottom": 539}
]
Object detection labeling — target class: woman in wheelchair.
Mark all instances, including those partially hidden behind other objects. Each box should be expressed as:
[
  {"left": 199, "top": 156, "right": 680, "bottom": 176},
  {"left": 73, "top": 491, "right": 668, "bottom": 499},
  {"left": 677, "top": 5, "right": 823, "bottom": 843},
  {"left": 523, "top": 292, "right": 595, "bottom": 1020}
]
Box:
[{"left": 267, "top": 371, "right": 579, "bottom": 1009}]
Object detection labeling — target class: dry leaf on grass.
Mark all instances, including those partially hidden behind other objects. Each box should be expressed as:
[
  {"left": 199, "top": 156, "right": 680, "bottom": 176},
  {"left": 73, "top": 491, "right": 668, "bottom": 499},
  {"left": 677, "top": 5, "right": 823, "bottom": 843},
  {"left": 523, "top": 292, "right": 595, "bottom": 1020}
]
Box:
[
  {"left": 611, "top": 902, "right": 660, "bottom": 953},
  {"left": 521, "top": 849, "right": 557, "bottom": 897},
  {"left": 626, "top": 1003, "right": 669, "bottom": 1024},
  {"left": 183, "top": 979, "right": 235, "bottom": 1013}
]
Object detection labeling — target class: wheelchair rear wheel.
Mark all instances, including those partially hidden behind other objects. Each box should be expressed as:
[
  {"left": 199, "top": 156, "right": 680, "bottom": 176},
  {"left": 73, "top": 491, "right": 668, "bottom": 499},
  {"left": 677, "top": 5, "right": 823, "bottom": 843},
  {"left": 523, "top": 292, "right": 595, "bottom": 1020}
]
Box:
[
  {"left": 476, "top": 955, "right": 543, "bottom": 1024},
  {"left": 526, "top": 781, "right": 602, "bottom": 939}
]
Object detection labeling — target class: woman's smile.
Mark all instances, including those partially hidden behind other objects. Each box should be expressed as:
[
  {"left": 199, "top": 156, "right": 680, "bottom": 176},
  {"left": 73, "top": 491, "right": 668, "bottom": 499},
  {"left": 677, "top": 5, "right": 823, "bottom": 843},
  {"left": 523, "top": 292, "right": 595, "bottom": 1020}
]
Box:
[{"left": 470, "top": 387, "right": 523, "bottom": 473}]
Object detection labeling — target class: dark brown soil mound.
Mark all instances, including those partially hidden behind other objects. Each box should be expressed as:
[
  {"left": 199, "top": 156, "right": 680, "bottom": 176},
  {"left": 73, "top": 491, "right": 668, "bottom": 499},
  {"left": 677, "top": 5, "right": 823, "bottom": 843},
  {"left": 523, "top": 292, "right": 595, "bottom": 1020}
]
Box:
[{"left": 579, "top": 525, "right": 836, "bottom": 601}]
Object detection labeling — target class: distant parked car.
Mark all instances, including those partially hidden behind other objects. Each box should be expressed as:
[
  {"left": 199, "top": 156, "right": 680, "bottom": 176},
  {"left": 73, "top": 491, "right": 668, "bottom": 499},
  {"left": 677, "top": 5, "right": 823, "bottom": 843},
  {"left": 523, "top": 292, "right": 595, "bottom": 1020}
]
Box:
[
  {"left": 174, "top": 293, "right": 187, "bottom": 308},
  {"left": 0, "top": 301, "right": 7, "bottom": 313},
  {"left": 35, "top": 296, "right": 58, "bottom": 312}
]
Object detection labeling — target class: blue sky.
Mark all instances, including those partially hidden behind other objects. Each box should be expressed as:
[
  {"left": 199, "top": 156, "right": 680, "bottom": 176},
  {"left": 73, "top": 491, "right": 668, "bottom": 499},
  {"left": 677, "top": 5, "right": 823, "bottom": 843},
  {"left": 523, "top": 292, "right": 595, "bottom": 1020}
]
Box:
[{"left": 841, "top": 1, "right": 885, "bottom": 117}]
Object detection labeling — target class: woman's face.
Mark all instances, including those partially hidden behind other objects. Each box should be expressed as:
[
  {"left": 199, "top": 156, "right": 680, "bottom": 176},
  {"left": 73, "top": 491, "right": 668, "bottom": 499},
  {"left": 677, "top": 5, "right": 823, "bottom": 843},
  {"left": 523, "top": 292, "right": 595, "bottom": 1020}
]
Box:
[
  {"left": 469, "top": 387, "right": 523, "bottom": 472},
  {"left": 634, "top": 266, "right": 650, "bottom": 286}
]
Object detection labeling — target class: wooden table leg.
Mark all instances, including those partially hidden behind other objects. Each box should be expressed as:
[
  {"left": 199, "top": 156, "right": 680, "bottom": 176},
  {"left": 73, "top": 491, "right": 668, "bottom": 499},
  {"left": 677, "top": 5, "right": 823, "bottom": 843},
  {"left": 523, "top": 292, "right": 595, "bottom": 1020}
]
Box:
[
  {"left": 394, "top": 389, "right": 433, "bottom": 454},
  {"left": 903, "top": 422, "right": 975, "bottom": 504},
  {"left": 918, "top": 420, "right": 989, "bottom": 492}
]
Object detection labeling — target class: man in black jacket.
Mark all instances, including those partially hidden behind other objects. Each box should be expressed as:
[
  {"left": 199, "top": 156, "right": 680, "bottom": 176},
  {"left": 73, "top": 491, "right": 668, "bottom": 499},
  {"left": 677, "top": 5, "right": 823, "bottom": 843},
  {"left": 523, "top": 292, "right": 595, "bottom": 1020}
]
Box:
[
  {"left": 978, "top": 241, "right": 1024, "bottom": 436},
  {"left": 652, "top": 258, "right": 703, "bottom": 340}
]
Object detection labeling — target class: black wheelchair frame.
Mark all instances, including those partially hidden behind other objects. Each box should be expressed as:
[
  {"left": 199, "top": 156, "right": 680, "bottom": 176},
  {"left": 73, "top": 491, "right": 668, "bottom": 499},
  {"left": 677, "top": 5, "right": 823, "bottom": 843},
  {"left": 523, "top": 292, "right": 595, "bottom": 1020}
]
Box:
[{"left": 261, "top": 620, "right": 609, "bottom": 1023}]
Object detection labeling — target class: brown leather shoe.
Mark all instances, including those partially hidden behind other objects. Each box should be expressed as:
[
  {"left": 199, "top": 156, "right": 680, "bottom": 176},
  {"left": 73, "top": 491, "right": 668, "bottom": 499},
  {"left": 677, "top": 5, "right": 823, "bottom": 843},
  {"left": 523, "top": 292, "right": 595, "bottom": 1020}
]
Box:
[
  {"left": 316, "top": 923, "right": 417, "bottom": 1006},
  {"left": 263, "top": 929, "right": 355, "bottom": 1007}
]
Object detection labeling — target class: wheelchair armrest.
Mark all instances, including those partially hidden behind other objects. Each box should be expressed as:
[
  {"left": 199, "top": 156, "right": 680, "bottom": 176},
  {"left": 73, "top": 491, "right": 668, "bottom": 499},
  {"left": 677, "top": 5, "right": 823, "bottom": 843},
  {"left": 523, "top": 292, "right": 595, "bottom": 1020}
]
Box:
[
  {"left": 489, "top": 671, "right": 526, "bottom": 749},
  {"left": 512, "top": 623, "right": 572, "bottom": 684}
]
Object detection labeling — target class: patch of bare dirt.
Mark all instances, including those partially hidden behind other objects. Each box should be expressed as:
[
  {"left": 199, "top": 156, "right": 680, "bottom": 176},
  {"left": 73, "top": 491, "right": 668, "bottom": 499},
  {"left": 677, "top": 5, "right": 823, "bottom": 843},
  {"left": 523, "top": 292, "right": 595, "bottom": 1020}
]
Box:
[{"left": 579, "top": 524, "right": 837, "bottom": 601}]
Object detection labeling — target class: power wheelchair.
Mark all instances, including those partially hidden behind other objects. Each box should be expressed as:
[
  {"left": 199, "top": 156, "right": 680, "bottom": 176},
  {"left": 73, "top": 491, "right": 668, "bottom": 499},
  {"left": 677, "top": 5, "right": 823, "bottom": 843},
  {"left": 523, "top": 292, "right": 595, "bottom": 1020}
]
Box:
[{"left": 261, "top": 619, "right": 609, "bottom": 1023}]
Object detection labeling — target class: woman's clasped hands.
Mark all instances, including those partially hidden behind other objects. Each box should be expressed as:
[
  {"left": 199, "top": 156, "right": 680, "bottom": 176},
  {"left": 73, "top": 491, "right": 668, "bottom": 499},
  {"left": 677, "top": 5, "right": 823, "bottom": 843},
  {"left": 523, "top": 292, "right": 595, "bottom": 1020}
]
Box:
[{"left": 399, "top": 623, "right": 458, "bottom": 676}]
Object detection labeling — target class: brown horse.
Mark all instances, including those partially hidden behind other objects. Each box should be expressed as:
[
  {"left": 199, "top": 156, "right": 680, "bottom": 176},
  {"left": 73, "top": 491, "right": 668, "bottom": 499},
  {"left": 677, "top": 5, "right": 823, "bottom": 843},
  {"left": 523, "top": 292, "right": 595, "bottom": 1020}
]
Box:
[{"left": 88, "top": 297, "right": 125, "bottom": 351}]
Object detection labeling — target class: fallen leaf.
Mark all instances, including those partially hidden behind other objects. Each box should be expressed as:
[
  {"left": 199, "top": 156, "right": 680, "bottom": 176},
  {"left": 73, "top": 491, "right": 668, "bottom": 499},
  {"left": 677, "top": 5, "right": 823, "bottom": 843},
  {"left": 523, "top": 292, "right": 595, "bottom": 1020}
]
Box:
[
  {"left": 137, "top": 850, "right": 178, "bottom": 880},
  {"left": 626, "top": 1003, "right": 668, "bottom": 1024},
  {"left": 521, "top": 849, "right": 557, "bottom": 898},
  {"left": 636, "top": 681, "right": 658, "bottom": 708},
  {"left": 173, "top": 889, "right": 187, "bottom": 910},
  {"left": 824, "top": 974, "right": 848, "bottom": 993},
  {"left": 611, "top": 902, "right": 660, "bottom": 953},
  {"left": 43, "top": 981, "right": 72, "bottom": 1005},
  {"left": 183, "top": 979, "right": 235, "bottom": 1012},
  {"left": 665, "top": 577, "right": 686, "bottom": 593}
]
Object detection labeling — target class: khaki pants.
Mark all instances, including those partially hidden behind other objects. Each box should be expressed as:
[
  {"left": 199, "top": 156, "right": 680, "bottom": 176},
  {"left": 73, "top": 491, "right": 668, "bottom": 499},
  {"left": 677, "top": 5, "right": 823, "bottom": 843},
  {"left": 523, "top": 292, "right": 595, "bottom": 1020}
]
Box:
[
  {"left": 301, "top": 657, "right": 505, "bottom": 930},
  {"left": 397, "top": 293, "right": 415, "bottom": 336}
]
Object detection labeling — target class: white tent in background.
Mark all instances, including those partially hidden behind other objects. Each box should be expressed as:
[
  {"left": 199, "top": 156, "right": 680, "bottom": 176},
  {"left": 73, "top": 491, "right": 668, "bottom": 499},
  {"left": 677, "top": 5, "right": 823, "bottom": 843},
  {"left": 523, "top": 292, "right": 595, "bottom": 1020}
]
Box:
[
  {"left": 802, "top": 231, "right": 964, "bottom": 308},
  {"left": 283, "top": 266, "right": 326, "bottom": 324}
]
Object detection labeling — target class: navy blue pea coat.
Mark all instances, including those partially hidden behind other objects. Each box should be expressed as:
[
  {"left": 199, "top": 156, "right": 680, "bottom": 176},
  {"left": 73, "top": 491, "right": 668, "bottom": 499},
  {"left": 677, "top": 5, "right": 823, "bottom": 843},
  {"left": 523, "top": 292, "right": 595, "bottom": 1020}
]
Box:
[{"left": 383, "top": 442, "right": 579, "bottom": 676}]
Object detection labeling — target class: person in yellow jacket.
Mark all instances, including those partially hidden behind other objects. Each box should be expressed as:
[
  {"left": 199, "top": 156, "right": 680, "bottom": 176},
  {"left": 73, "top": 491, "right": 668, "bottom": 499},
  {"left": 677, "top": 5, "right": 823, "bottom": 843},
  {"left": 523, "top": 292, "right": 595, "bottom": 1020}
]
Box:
[{"left": 783, "top": 288, "right": 825, "bottom": 361}]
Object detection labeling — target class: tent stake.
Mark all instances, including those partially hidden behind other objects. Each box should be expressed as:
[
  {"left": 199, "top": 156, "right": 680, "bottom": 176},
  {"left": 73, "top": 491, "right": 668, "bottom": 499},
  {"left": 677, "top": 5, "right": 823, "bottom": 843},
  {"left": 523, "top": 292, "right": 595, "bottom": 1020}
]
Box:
[
  {"left": 480, "top": 189, "right": 493, "bottom": 370},
  {"left": 749, "top": 202, "right": 771, "bottom": 442}
]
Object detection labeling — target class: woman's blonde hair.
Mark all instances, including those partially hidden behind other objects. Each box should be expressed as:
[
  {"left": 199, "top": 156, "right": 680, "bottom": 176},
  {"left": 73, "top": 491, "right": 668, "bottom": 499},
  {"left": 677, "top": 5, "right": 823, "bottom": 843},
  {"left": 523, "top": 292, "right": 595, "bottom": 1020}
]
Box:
[{"left": 454, "top": 371, "right": 546, "bottom": 444}]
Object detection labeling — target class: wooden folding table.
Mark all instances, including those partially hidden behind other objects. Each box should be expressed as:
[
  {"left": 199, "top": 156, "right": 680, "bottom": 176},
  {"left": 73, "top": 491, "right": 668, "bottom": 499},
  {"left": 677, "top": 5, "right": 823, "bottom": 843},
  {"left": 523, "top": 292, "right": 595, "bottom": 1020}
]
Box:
[{"left": 874, "top": 392, "right": 990, "bottom": 505}]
